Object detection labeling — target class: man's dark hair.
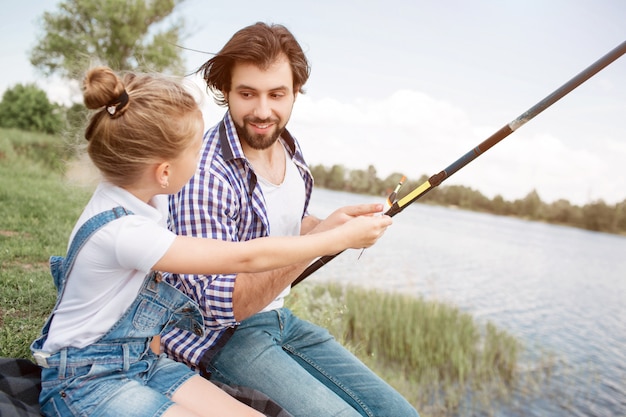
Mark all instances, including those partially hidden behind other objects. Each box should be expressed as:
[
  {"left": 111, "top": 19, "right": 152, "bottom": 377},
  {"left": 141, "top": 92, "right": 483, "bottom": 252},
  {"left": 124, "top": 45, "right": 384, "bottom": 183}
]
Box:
[{"left": 198, "top": 22, "right": 311, "bottom": 106}]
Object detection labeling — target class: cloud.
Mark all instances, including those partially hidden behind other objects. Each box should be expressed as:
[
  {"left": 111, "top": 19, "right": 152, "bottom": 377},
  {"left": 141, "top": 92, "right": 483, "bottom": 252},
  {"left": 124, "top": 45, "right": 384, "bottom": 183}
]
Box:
[
  {"left": 291, "top": 90, "right": 472, "bottom": 174},
  {"left": 41, "top": 77, "right": 81, "bottom": 106},
  {"left": 288, "top": 90, "right": 626, "bottom": 205}
]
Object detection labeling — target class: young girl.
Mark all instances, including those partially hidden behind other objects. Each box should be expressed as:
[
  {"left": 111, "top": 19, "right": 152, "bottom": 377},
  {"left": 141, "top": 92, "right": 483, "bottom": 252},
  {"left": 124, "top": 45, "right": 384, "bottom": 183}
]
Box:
[{"left": 30, "top": 66, "right": 392, "bottom": 417}]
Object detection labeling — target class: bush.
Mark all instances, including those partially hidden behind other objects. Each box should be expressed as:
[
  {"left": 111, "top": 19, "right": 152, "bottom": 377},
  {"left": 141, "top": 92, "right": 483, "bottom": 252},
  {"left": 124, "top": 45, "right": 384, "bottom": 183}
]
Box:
[{"left": 0, "top": 83, "right": 63, "bottom": 134}]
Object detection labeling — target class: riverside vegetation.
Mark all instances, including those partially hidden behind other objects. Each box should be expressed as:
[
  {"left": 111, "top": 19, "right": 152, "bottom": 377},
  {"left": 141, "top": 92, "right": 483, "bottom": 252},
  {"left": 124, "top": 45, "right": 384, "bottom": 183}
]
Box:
[
  {"left": 1, "top": 127, "right": 555, "bottom": 416},
  {"left": 310, "top": 164, "right": 626, "bottom": 236}
]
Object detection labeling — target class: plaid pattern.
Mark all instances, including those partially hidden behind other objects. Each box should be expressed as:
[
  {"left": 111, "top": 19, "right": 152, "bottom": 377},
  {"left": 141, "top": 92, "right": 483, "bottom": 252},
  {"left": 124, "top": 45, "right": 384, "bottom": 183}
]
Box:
[
  {"left": 0, "top": 358, "right": 41, "bottom": 417},
  {"left": 163, "top": 112, "right": 314, "bottom": 368}
]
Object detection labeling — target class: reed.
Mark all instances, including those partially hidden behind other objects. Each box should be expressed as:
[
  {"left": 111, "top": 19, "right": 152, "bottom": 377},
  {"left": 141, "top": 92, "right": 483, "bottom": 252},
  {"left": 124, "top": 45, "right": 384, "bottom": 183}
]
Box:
[{"left": 287, "top": 283, "right": 536, "bottom": 415}]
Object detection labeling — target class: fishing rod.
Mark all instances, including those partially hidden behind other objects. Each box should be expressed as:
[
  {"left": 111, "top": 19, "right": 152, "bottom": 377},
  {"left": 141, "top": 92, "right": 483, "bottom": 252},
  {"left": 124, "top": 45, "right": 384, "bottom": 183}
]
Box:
[{"left": 292, "top": 39, "right": 626, "bottom": 288}]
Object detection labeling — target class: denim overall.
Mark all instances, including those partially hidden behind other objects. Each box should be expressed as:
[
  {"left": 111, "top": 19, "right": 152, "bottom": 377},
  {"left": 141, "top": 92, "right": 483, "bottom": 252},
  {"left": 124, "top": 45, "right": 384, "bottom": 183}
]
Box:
[{"left": 30, "top": 207, "right": 205, "bottom": 417}]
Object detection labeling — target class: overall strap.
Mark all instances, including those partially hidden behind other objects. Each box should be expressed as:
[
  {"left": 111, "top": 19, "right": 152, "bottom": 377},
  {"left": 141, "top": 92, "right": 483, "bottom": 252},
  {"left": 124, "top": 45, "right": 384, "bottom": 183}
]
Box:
[
  {"left": 32, "top": 206, "right": 135, "bottom": 361},
  {"left": 63, "top": 207, "right": 132, "bottom": 274},
  {"left": 51, "top": 206, "right": 133, "bottom": 291}
]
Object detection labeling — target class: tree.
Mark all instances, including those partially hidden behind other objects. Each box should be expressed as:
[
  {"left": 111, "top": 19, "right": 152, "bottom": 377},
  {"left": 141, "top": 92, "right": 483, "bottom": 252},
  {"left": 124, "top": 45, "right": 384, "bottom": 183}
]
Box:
[
  {"left": 545, "top": 199, "right": 579, "bottom": 226},
  {"left": 347, "top": 165, "right": 381, "bottom": 195},
  {"left": 30, "top": 0, "right": 187, "bottom": 78},
  {"left": 309, "top": 164, "right": 328, "bottom": 188},
  {"left": 0, "top": 84, "right": 63, "bottom": 134},
  {"left": 582, "top": 200, "right": 615, "bottom": 233},
  {"left": 491, "top": 195, "right": 510, "bottom": 215},
  {"left": 514, "top": 189, "right": 543, "bottom": 219},
  {"left": 64, "top": 102, "right": 89, "bottom": 143},
  {"left": 327, "top": 164, "right": 346, "bottom": 190},
  {"left": 614, "top": 200, "right": 626, "bottom": 233}
]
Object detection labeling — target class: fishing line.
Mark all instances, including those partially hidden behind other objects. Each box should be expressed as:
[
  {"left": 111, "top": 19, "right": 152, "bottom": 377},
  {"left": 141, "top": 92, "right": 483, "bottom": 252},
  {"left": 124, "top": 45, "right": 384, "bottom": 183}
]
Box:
[{"left": 357, "top": 175, "right": 407, "bottom": 260}]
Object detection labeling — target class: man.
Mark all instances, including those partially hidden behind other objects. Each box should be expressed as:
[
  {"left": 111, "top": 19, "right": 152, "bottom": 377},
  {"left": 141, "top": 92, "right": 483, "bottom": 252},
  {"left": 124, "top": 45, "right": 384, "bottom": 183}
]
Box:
[{"left": 163, "top": 22, "right": 419, "bottom": 417}]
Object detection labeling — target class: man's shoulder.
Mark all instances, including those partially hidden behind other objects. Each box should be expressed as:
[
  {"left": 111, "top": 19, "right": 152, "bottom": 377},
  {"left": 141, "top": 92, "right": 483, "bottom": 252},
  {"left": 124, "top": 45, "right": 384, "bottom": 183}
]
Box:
[
  {"left": 200, "top": 124, "right": 228, "bottom": 166},
  {"left": 194, "top": 130, "right": 245, "bottom": 194}
]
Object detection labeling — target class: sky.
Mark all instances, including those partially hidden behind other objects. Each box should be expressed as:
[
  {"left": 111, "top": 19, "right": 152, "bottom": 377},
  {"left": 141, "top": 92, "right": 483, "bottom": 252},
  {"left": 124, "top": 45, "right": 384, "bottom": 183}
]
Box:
[{"left": 2, "top": 0, "right": 625, "bottom": 205}]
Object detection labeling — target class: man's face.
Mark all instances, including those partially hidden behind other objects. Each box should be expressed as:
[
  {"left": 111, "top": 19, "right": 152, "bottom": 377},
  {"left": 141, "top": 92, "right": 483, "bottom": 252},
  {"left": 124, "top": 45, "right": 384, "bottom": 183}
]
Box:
[{"left": 226, "top": 55, "right": 297, "bottom": 150}]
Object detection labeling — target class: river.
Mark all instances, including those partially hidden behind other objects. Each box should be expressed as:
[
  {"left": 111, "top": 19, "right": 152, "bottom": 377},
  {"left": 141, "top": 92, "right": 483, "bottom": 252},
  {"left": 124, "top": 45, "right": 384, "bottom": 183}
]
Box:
[{"left": 306, "top": 188, "right": 626, "bottom": 417}]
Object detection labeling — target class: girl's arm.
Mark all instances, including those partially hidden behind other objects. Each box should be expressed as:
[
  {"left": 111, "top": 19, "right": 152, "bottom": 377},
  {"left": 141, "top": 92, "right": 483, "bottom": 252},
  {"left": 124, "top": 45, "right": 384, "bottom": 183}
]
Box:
[{"left": 154, "top": 213, "right": 391, "bottom": 275}]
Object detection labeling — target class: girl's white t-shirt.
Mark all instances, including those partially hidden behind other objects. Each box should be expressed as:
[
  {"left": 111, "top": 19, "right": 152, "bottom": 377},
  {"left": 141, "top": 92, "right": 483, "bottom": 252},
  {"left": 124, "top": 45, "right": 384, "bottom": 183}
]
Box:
[{"left": 42, "top": 182, "right": 177, "bottom": 352}]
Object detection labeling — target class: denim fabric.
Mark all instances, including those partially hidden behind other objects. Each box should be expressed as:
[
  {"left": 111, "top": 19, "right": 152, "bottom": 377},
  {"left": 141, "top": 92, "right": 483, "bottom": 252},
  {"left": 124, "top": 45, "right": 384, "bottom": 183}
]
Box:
[
  {"left": 38, "top": 351, "right": 193, "bottom": 417},
  {"left": 30, "top": 208, "right": 205, "bottom": 417},
  {"left": 33, "top": 272, "right": 204, "bottom": 417},
  {"left": 206, "top": 308, "right": 419, "bottom": 417}
]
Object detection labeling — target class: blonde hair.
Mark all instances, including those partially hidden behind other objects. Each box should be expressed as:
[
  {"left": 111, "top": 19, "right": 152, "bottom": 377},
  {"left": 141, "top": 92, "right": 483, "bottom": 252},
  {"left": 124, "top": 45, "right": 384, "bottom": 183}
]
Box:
[{"left": 82, "top": 66, "right": 202, "bottom": 187}]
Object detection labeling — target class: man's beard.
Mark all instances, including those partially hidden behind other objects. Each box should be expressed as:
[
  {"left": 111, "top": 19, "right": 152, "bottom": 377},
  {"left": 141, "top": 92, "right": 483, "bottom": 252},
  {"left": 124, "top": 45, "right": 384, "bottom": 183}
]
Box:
[{"left": 234, "top": 116, "right": 284, "bottom": 150}]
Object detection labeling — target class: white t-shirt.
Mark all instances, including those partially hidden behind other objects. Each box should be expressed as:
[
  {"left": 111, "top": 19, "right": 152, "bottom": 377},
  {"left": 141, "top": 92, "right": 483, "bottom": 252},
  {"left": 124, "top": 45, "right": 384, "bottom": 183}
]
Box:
[
  {"left": 257, "top": 145, "right": 306, "bottom": 312},
  {"left": 42, "top": 182, "right": 176, "bottom": 352}
]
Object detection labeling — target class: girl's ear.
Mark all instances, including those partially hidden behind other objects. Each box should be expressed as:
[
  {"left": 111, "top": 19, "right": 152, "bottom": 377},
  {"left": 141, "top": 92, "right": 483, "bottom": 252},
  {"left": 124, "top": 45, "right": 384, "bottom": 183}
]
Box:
[{"left": 156, "top": 162, "right": 170, "bottom": 189}]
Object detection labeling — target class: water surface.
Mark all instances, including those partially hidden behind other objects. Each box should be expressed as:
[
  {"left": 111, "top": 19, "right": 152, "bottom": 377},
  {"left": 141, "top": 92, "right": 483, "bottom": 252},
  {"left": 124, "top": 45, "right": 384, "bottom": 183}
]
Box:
[{"left": 307, "top": 188, "right": 626, "bottom": 417}]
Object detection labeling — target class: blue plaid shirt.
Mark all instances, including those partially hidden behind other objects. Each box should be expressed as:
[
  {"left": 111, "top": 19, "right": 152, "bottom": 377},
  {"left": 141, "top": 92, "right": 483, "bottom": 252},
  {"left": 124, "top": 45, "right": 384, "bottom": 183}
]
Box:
[{"left": 162, "top": 112, "right": 314, "bottom": 368}]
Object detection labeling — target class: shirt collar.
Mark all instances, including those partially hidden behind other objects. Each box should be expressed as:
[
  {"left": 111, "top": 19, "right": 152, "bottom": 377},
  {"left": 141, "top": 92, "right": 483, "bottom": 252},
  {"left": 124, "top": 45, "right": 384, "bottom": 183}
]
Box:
[{"left": 96, "top": 181, "right": 167, "bottom": 225}]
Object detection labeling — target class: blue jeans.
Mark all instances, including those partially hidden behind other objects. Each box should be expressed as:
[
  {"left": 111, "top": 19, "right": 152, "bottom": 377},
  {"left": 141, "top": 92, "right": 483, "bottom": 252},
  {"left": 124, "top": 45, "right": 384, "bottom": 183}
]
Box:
[{"left": 206, "top": 308, "right": 419, "bottom": 417}]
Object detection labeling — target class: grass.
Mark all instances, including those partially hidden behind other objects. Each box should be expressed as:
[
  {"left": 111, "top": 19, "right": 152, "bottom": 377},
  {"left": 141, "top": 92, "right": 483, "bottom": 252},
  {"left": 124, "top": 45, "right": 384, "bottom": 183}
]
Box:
[
  {"left": 286, "top": 283, "right": 553, "bottom": 415},
  {"left": 0, "top": 128, "right": 90, "bottom": 358},
  {"left": 0, "top": 127, "right": 554, "bottom": 416}
]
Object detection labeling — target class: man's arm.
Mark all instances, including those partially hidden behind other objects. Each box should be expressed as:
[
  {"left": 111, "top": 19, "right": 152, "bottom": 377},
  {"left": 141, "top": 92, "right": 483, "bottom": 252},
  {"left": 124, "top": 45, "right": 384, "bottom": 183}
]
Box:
[
  {"left": 300, "top": 214, "right": 321, "bottom": 235},
  {"left": 232, "top": 264, "right": 308, "bottom": 321},
  {"left": 232, "top": 204, "right": 383, "bottom": 321},
  {"left": 232, "top": 213, "right": 317, "bottom": 321}
]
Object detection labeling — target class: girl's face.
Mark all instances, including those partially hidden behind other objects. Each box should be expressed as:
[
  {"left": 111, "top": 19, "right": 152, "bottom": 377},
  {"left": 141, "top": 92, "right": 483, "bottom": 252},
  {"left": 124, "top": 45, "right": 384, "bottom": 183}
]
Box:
[{"left": 169, "top": 112, "right": 204, "bottom": 192}]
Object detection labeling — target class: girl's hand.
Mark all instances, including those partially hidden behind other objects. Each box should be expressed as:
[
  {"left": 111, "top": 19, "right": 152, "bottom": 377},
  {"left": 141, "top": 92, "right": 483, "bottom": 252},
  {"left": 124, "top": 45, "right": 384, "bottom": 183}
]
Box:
[
  {"left": 312, "top": 203, "right": 385, "bottom": 233},
  {"left": 338, "top": 214, "right": 392, "bottom": 249}
]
